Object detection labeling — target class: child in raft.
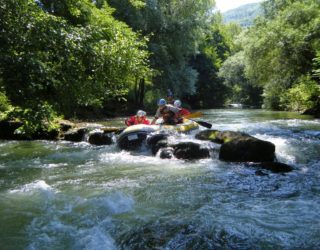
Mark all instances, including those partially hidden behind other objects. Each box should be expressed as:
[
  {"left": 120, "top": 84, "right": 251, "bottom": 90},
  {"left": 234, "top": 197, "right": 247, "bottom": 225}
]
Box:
[
  {"left": 125, "top": 110, "right": 150, "bottom": 126},
  {"left": 174, "top": 99, "right": 191, "bottom": 123}
]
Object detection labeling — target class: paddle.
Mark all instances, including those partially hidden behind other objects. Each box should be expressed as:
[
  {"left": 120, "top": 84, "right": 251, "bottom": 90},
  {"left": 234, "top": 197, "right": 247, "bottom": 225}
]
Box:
[
  {"left": 189, "top": 119, "right": 212, "bottom": 129},
  {"left": 183, "top": 112, "right": 212, "bottom": 129}
]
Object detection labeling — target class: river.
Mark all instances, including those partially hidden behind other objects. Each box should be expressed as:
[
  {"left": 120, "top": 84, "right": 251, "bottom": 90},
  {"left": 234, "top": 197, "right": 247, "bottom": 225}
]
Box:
[{"left": 0, "top": 109, "right": 320, "bottom": 249}]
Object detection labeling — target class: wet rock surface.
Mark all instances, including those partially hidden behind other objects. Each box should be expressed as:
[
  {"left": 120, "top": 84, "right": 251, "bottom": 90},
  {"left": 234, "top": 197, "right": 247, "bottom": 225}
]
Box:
[
  {"left": 173, "top": 142, "right": 210, "bottom": 160},
  {"left": 196, "top": 129, "right": 276, "bottom": 163},
  {"left": 59, "top": 120, "right": 75, "bottom": 132},
  {"left": 159, "top": 147, "right": 174, "bottom": 159},
  {"left": 0, "top": 120, "right": 24, "bottom": 140},
  {"left": 63, "top": 128, "right": 88, "bottom": 142},
  {"left": 88, "top": 131, "right": 113, "bottom": 145},
  {"left": 0, "top": 120, "right": 60, "bottom": 140},
  {"left": 219, "top": 137, "right": 275, "bottom": 162}
]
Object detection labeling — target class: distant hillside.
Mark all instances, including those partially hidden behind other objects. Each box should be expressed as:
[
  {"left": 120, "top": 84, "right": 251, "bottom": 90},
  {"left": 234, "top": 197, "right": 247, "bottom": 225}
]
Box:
[{"left": 222, "top": 3, "right": 262, "bottom": 27}]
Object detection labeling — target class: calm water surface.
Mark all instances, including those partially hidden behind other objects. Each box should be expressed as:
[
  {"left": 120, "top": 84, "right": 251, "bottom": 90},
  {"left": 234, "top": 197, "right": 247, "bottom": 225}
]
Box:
[{"left": 0, "top": 109, "right": 320, "bottom": 249}]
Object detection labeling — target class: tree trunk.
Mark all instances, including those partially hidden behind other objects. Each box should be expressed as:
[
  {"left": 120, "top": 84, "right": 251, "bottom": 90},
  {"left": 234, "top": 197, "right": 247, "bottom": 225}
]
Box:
[
  {"left": 138, "top": 78, "right": 145, "bottom": 108},
  {"left": 134, "top": 78, "right": 145, "bottom": 108}
]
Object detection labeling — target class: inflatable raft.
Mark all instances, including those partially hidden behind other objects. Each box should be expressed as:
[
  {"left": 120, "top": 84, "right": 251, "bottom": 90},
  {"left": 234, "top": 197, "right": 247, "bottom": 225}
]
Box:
[{"left": 117, "top": 119, "right": 199, "bottom": 150}]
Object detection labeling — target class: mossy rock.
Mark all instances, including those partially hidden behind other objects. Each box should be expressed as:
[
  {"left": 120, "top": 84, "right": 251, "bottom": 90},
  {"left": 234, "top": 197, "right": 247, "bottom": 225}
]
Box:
[
  {"left": 219, "top": 137, "right": 275, "bottom": 162},
  {"left": 88, "top": 132, "right": 113, "bottom": 145},
  {"left": 196, "top": 130, "right": 251, "bottom": 144}
]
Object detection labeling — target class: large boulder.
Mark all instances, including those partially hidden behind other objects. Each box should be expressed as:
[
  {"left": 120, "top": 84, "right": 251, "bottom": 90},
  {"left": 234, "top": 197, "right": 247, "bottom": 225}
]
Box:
[
  {"left": 302, "top": 105, "right": 320, "bottom": 118},
  {"left": 147, "top": 133, "right": 211, "bottom": 160},
  {"left": 159, "top": 147, "right": 174, "bottom": 159},
  {"left": 147, "top": 133, "right": 170, "bottom": 155},
  {"left": 0, "top": 120, "right": 24, "bottom": 140},
  {"left": 173, "top": 142, "right": 210, "bottom": 160},
  {"left": 152, "top": 139, "right": 170, "bottom": 155},
  {"left": 63, "top": 127, "right": 88, "bottom": 142},
  {"left": 196, "top": 130, "right": 251, "bottom": 144},
  {"left": 0, "top": 120, "right": 60, "bottom": 140},
  {"left": 88, "top": 131, "right": 113, "bottom": 145},
  {"left": 219, "top": 136, "right": 275, "bottom": 162},
  {"left": 32, "top": 128, "right": 60, "bottom": 140},
  {"left": 58, "top": 120, "right": 75, "bottom": 132},
  {"left": 196, "top": 129, "right": 276, "bottom": 162},
  {"left": 195, "top": 129, "right": 221, "bottom": 143}
]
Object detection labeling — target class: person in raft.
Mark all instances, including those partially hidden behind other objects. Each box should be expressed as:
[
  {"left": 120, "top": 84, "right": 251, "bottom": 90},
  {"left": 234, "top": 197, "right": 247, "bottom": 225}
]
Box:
[
  {"left": 166, "top": 89, "right": 175, "bottom": 105},
  {"left": 151, "top": 98, "right": 180, "bottom": 125},
  {"left": 125, "top": 110, "right": 150, "bottom": 126},
  {"left": 174, "top": 99, "right": 191, "bottom": 123}
]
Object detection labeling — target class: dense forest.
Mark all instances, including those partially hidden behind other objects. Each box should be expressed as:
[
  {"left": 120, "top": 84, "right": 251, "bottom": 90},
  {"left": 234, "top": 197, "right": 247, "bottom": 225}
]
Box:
[
  {"left": 223, "top": 3, "right": 262, "bottom": 27},
  {"left": 0, "top": 0, "right": 319, "bottom": 136}
]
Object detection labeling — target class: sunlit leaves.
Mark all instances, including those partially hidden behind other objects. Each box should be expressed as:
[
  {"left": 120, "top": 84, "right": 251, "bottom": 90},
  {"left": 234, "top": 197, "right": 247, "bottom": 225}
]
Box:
[
  {"left": 108, "top": 0, "right": 217, "bottom": 100},
  {"left": 241, "top": 0, "right": 320, "bottom": 109},
  {"left": 0, "top": 0, "right": 152, "bottom": 117},
  {"left": 280, "top": 75, "right": 320, "bottom": 111}
]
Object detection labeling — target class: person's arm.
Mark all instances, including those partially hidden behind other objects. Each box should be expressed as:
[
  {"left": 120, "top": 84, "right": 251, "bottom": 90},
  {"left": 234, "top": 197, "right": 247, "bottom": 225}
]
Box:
[
  {"left": 143, "top": 118, "right": 151, "bottom": 125},
  {"left": 167, "top": 104, "right": 180, "bottom": 114},
  {"left": 125, "top": 116, "right": 135, "bottom": 126},
  {"left": 151, "top": 117, "right": 158, "bottom": 124},
  {"left": 151, "top": 108, "right": 161, "bottom": 124}
]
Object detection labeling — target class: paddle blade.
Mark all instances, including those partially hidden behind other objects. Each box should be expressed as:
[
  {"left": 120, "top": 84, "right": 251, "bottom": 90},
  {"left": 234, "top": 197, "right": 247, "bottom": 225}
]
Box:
[
  {"left": 195, "top": 120, "right": 212, "bottom": 129},
  {"left": 183, "top": 111, "right": 202, "bottom": 119}
]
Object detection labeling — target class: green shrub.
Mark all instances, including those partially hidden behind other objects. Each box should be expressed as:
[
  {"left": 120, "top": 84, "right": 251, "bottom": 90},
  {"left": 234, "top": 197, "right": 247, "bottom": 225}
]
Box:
[
  {"left": 262, "top": 84, "right": 283, "bottom": 110},
  {"left": 5, "top": 102, "right": 61, "bottom": 138},
  {"left": 313, "top": 52, "right": 320, "bottom": 79},
  {"left": 0, "top": 91, "right": 11, "bottom": 113},
  {"left": 280, "top": 75, "right": 320, "bottom": 112}
]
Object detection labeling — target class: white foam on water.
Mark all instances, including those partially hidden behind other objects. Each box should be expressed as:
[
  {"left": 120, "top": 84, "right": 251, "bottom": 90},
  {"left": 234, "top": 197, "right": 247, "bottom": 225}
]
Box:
[
  {"left": 101, "top": 178, "right": 141, "bottom": 190},
  {"left": 276, "top": 119, "right": 320, "bottom": 127},
  {"left": 97, "top": 192, "right": 135, "bottom": 214},
  {"left": 9, "top": 180, "right": 53, "bottom": 194},
  {"left": 99, "top": 149, "right": 177, "bottom": 167},
  {"left": 76, "top": 226, "right": 116, "bottom": 250},
  {"left": 254, "top": 134, "right": 296, "bottom": 163},
  {"left": 41, "top": 163, "right": 69, "bottom": 169},
  {"left": 53, "top": 179, "right": 82, "bottom": 186},
  {"left": 26, "top": 192, "right": 134, "bottom": 249}
]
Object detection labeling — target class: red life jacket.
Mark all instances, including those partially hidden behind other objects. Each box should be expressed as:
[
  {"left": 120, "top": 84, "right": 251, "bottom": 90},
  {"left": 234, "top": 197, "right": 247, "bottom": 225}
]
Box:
[
  {"left": 176, "top": 108, "right": 191, "bottom": 124},
  {"left": 178, "top": 108, "right": 190, "bottom": 116},
  {"left": 125, "top": 116, "right": 150, "bottom": 126}
]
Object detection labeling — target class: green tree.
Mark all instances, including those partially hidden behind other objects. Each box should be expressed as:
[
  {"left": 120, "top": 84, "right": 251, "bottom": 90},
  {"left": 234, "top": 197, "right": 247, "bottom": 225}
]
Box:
[
  {"left": 280, "top": 75, "right": 320, "bottom": 111},
  {"left": 107, "top": 0, "right": 217, "bottom": 107},
  {"left": 242, "top": 0, "right": 320, "bottom": 109},
  {"left": 0, "top": 0, "right": 152, "bottom": 117},
  {"left": 219, "top": 51, "right": 263, "bottom": 106},
  {"left": 188, "top": 16, "right": 232, "bottom": 108}
]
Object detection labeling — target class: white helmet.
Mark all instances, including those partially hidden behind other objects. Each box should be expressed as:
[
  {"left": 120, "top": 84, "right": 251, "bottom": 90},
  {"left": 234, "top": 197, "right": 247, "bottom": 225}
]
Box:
[
  {"left": 174, "top": 100, "right": 181, "bottom": 108},
  {"left": 136, "top": 110, "right": 146, "bottom": 117}
]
